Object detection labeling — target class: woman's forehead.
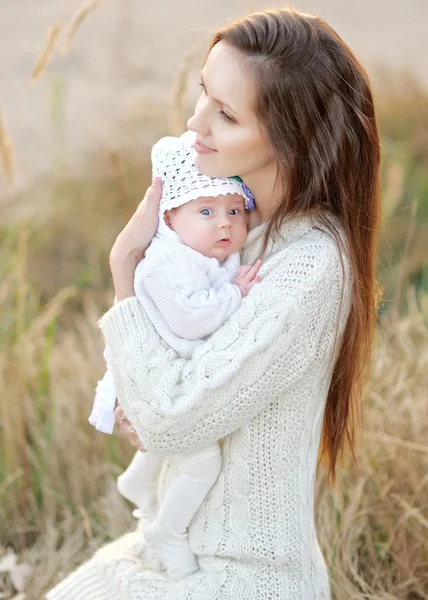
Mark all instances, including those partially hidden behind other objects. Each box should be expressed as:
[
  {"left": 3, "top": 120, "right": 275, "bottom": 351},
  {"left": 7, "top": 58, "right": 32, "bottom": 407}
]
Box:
[{"left": 203, "top": 42, "right": 257, "bottom": 117}]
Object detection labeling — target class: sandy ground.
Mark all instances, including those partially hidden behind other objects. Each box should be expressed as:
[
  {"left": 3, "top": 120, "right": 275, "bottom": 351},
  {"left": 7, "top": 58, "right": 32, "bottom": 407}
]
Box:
[{"left": 1, "top": 0, "right": 427, "bottom": 188}]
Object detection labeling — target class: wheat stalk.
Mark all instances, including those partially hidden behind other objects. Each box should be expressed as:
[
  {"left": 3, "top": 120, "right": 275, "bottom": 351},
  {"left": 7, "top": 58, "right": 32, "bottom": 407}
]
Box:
[
  {"left": 169, "top": 45, "right": 199, "bottom": 136},
  {"left": 61, "top": 0, "right": 102, "bottom": 55},
  {"left": 31, "top": 23, "right": 62, "bottom": 81},
  {"left": 0, "top": 104, "right": 15, "bottom": 185},
  {"left": 15, "top": 286, "right": 78, "bottom": 349},
  {"left": 391, "top": 197, "right": 418, "bottom": 323},
  {"left": 365, "top": 431, "right": 428, "bottom": 454}
]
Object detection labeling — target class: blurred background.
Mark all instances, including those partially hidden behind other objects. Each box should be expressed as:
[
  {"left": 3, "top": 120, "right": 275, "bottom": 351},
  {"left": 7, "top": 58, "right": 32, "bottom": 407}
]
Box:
[
  {"left": 1, "top": 2, "right": 427, "bottom": 599},
  {"left": 2, "top": 0, "right": 428, "bottom": 184}
]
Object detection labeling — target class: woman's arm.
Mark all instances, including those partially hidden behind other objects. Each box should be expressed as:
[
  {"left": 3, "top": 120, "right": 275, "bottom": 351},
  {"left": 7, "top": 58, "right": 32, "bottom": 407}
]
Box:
[
  {"left": 110, "top": 178, "right": 162, "bottom": 301},
  {"left": 100, "top": 240, "right": 346, "bottom": 455}
]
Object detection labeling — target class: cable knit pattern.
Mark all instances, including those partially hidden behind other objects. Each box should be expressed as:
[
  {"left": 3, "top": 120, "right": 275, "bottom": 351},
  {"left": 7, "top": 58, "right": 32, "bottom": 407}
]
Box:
[{"left": 46, "top": 215, "right": 352, "bottom": 600}]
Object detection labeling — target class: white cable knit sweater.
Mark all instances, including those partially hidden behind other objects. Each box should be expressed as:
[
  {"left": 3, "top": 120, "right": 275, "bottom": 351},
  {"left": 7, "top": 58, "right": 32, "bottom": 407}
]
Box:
[{"left": 46, "top": 214, "right": 352, "bottom": 600}]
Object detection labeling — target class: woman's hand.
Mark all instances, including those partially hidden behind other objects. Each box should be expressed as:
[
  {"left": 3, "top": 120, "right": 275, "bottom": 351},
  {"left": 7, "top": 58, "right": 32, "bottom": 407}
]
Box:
[
  {"left": 114, "top": 405, "right": 147, "bottom": 453},
  {"left": 109, "top": 177, "right": 163, "bottom": 301}
]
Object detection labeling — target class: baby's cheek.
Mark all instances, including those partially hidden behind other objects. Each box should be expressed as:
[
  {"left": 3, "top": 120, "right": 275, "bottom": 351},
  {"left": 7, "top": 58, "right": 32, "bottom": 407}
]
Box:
[
  {"left": 235, "top": 225, "right": 248, "bottom": 251},
  {"left": 240, "top": 221, "right": 249, "bottom": 240}
]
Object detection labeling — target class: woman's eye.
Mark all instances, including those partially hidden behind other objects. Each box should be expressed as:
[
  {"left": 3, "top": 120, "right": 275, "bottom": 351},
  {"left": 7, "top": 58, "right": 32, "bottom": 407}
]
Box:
[
  {"left": 220, "top": 110, "right": 235, "bottom": 124},
  {"left": 200, "top": 208, "right": 213, "bottom": 216},
  {"left": 199, "top": 81, "right": 235, "bottom": 123}
]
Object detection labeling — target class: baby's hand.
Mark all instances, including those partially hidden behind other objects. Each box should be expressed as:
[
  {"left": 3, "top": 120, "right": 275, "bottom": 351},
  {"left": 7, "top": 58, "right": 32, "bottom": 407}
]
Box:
[{"left": 233, "top": 259, "right": 262, "bottom": 297}]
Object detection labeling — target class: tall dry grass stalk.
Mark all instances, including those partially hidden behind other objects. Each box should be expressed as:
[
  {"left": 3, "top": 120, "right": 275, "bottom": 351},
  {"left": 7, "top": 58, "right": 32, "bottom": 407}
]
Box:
[
  {"left": 381, "top": 159, "right": 406, "bottom": 225},
  {"left": 168, "top": 45, "right": 199, "bottom": 136},
  {"left": 30, "top": 24, "right": 62, "bottom": 82},
  {"left": 0, "top": 105, "right": 15, "bottom": 185},
  {"left": 316, "top": 293, "right": 428, "bottom": 599},
  {"left": 30, "top": 0, "right": 102, "bottom": 84},
  {"left": 390, "top": 198, "right": 418, "bottom": 323},
  {"left": 61, "top": 0, "right": 102, "bottom": 56}
]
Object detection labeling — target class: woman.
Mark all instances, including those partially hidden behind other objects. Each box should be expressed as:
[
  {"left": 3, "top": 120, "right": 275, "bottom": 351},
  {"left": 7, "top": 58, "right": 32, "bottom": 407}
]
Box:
[{"left": 47, "top": 6, "right": 381, "bottom": 600}]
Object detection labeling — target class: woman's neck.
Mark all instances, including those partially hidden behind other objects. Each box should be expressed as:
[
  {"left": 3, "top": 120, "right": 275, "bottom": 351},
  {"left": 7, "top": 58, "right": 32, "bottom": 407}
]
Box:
[{"left": 241, "top": 161, "right": 284, "bottom": 226}]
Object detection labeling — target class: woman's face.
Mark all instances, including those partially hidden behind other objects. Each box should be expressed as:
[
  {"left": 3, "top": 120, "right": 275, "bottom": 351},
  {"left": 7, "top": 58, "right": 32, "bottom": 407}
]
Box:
[{"left": 187, "top": 41, "right": 276, "bottom": 182}]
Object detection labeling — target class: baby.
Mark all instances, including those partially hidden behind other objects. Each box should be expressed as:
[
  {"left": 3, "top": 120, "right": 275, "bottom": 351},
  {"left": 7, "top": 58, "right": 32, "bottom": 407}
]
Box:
[{"left": 89, "top": 130, "right": 261, "bottom": 580}]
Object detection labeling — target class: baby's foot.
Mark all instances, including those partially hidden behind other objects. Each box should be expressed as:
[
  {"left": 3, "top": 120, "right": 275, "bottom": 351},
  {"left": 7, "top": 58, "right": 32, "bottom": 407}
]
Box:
[{"left": 143, "top": 521, "right": 199, "bottom": 581}]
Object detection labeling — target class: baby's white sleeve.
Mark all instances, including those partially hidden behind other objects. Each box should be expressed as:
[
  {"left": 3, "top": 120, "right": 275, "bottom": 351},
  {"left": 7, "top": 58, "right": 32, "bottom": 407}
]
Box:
[
  {"left": 88, "top": 345, "right": 117, "bottom": 434},
  {"left": 142, "top": 249, "right": 242, "bottom": 340}
]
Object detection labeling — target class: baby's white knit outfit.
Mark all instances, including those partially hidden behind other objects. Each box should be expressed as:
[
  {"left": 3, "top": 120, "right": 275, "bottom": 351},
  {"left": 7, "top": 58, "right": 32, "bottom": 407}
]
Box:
[{"left": 89, "top": 130, "right": 249, "bottom": 580}]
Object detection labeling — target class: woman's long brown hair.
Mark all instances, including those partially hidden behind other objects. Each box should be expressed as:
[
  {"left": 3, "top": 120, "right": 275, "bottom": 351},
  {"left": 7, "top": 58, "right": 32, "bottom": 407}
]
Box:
[{"left": 211, "top": 7, "right": 382, "bottom": 482}]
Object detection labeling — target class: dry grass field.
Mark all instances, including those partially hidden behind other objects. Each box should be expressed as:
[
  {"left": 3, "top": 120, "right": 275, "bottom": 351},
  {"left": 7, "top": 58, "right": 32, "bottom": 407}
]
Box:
[{"left": 1, "top": 2, "right": 428, "bottom": 599}]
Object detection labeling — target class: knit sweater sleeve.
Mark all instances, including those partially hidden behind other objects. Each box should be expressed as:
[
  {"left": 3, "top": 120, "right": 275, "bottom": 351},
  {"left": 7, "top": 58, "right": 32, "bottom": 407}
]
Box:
[
  {"left": 140, "top": 245, "right": 242, "bottom": 340},
  {"left": 99, "top": 241, "right": 345, "bottom": 455}
]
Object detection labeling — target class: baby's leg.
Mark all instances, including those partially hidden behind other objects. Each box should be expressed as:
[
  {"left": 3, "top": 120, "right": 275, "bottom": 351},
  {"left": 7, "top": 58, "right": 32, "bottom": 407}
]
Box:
[
  {"left": 117, "top": 451, "right": 164, "bottom": 514},
  {"left": 143, "top": 443, "right": 222, "bottom": 581}
]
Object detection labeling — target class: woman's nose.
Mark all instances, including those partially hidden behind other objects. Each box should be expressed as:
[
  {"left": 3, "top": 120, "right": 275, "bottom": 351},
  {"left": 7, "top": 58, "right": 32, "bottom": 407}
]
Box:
[{"left": 187, "top": 97, "right": 210, "bottom": 137}]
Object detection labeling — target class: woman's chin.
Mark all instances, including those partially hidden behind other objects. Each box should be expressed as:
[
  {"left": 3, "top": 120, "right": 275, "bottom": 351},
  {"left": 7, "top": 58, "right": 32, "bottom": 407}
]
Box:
[
  {"left": 194, "top": 154, "right": 230, "bottom": 179},
  {"left": 194, "top": 154, "right": 214, "bottom": 176}
]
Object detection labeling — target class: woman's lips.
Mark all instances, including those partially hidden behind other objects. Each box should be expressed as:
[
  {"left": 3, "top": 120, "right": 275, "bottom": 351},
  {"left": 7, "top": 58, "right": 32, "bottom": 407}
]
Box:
[{"left": 194, "top": 139, "right": 217, "bottom": 154}]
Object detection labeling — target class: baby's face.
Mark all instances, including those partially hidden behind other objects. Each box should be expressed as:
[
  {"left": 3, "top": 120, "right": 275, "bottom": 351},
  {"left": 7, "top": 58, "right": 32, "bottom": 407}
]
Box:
[{"left": 164, "top": 193, "right": 247, "bottom": 262}]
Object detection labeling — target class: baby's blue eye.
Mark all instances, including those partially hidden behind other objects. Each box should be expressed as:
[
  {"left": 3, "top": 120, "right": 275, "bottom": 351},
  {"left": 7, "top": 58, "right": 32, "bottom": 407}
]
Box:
[
  {"left": 229, "top": 209, "right": 240, "bottom": 215},
  {"left": 200, "top": 208, "right": 213, "bottom": 216}
]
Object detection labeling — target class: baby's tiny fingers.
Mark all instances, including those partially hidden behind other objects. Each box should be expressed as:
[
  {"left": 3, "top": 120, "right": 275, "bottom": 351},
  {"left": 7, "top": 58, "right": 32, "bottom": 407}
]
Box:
[
  {"left": 251, "top": 276, "right": 261, "bottom": 286},
  {"left": 245, "top": 270, "right": 262, "bottom": 285},
  {"left": 247, "top": 259, "right": 262, "bottom": 279},
  {"left": 238, "top": 264, "right": 251, "bottom": 277},
  {"left": 249, "top": 258, "right": 262, "bottom": 277}
]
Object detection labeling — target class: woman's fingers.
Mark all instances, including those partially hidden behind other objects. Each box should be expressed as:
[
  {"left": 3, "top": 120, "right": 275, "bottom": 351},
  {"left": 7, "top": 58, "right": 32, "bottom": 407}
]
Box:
[
  {"left": 109, "top": 178, "right": 163, "bottom": 269},
  {"left": 114, "top": 405, "right": 147, "bottom": 452},
  {"left": 145, "top": 176, "right": 163, "bottom": 209},
  {"left": 135, "top": 177, "right": 163, "bottom": 221},
  {"left": 114, "top": 404, "right": 125, "bottom": 424},
  {"left": 127, "top": 428, "right": 147, "bottom": 453}
]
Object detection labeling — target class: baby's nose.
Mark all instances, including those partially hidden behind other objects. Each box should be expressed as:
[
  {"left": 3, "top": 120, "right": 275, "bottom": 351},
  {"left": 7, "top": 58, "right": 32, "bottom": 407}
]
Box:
[{"left": 219, "top": 219, "right": 232, "bottom": 229}]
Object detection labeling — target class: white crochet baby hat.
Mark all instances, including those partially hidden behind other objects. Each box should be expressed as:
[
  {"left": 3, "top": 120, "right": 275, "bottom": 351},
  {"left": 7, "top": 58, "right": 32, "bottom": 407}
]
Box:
[{"left": 152, "top": 130, "right": 248, "bottom": 239}]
